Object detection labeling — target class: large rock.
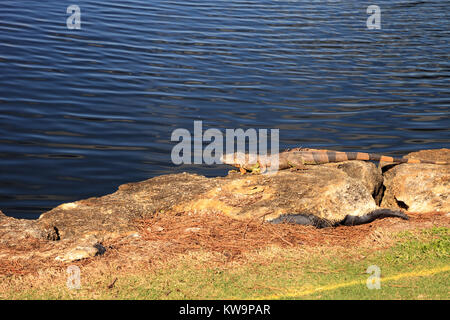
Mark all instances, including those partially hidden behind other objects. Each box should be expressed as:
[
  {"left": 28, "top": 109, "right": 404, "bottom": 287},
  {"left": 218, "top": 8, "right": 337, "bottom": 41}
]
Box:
[
  {"left": 37, "top": 173, "right": 216, "bottom": 240},
  {"left": 34, "top": 161, "right": 382, "bottom": 240},
  {"left": 323, "top": 160, "right": 383, "bottom": 198},
  {"left": 381, "top": 149, "right": 449, "bottom": 213},
  {"left": 177, "top": 165, "right": 381, "bottom": 223}
]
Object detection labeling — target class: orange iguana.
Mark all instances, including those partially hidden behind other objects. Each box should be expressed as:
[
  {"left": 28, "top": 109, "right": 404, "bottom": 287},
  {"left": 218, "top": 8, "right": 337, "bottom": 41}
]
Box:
[
  {"left": 221, "top": 148, "right": 448, "bottom": 174},
  {"left": 220, "top": 148, "right": 447, "bottom": 228}
]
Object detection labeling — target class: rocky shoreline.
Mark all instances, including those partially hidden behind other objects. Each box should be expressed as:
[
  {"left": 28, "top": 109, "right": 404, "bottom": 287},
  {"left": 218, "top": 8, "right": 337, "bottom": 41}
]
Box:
[{"left": 0, "top": 148, "right": 448, "bottom": 263}]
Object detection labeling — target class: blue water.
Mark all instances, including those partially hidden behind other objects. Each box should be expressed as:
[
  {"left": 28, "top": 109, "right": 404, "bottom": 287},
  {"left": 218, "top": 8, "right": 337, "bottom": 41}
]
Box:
[{"left": 0, "top": 0, "right": 449, "bottom": 218}]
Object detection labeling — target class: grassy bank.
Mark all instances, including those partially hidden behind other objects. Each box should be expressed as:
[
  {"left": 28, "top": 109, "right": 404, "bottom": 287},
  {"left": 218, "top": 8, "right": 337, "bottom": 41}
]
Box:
[{"left": 1, "top": 226, "right": 448, "bottom": 300}]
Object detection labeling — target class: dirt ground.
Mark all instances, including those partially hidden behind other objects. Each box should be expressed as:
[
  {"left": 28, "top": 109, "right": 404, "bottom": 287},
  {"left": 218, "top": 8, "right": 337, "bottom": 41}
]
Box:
[{"left": 0, "top": 210, "right": 448, "bottom": 277}]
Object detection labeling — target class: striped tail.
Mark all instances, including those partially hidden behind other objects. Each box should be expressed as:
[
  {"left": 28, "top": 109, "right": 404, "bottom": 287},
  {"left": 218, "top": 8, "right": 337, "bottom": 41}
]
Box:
[{"left": 292, "top": 150, "right": 448, "bottom": 165}]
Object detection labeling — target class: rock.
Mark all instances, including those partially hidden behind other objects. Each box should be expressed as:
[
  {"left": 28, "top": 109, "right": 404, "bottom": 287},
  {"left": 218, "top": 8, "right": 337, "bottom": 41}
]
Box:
[
  {"left": 381, "top": 149, "right": 449, "bottom": 213},
  {"left": 323, "top": 160, "right": 383, "bottom": 198},
  {"left": 178, "top": 167, "right": 380, "bottom": 224},
  {"left": 37, "top": 173, "right": 215, "bottom": 240},
  {"left": 0, "top": 210, "right": 45, "bottom": 246},
  {"left": 285, "top": 148, "right": 383, "bottom": 198},
  {"left": 55, "top": 243, "right": 106, "bottom": 262},
  {"left": 32, "top": 161, "right": 385, "bottom": 239}
]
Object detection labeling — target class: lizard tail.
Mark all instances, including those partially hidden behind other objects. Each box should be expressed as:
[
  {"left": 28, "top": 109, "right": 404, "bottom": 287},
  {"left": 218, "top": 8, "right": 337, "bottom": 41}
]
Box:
[
  {"left": 348, "top": 152, "right": 448, "bottom": 165},
  {"left": 292, "top": 151, "right": 448, "bottom": 165}
]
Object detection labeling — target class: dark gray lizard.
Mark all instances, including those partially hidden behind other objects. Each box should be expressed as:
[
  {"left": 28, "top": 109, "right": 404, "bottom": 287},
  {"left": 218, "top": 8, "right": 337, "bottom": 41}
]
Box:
[{"left": 268, "top": 209, "right": 409, "bottom": 229}]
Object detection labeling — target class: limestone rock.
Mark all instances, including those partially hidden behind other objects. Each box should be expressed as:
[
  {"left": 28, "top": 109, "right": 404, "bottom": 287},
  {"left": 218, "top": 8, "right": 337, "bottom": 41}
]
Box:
[
  {"left": 55, "top": 243, "right": 106, "bottom": 262},
  {"left": 381, "top": 149, "right": 449, "bottom": 213},
  {"left": 288, "top": 148, "right": 383, "bottom": 197},
  {"left": 34, "top": 162, "right": 383, "bottom": 240},
  {"left": 37, "top": 173, "right": 215, "bottom": 240},
  {"left": 323, "top": 160, "right": 383, "bottom": 197},
  {"left": 179, "top": 167, "right": 379, "bottom": 224},
  {"left": 0, "top": 210, "right": 44, "bottom": 246}
]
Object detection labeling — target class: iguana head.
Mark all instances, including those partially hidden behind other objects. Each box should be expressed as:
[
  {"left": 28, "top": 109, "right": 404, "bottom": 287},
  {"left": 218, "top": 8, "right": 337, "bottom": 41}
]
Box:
[{"left": 220, "top": 152, "right": 260, "bottom": 173}]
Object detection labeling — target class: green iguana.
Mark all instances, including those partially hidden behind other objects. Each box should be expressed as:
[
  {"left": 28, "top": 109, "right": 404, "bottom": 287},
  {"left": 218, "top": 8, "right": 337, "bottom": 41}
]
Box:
[{"left": 221, "top": 148, "right": 448, "bottom": 174}]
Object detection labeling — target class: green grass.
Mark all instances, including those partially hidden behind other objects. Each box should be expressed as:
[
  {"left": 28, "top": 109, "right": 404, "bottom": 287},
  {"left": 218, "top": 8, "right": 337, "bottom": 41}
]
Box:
[
  {"left": 1, "top": 227, "right": 449, "bottom": 300},
  {"left": 299, "top": 227, "right": 450, "bottom": 300}
]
